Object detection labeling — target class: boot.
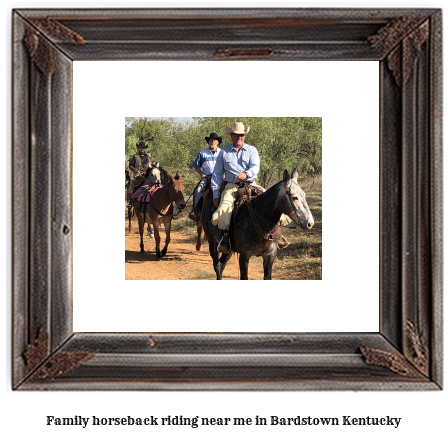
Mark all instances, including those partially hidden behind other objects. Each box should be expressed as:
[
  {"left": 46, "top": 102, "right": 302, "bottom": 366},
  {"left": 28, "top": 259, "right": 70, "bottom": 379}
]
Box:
[
  {"left": 217, "top": 229, "right": 231, "bottom": 254},
  {"left": 189, "top": 209, "right": 200, "bottom": 223},
  {"left": 278, "top": 235, "right": 289, "bottom": 249}
]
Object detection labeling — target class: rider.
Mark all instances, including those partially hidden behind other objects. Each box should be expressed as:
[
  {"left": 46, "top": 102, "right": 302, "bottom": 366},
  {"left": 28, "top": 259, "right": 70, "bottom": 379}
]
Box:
[
  {"left": 127, "top": 141, "right": 156, "bottom": 207},
  {"left": 211, "top": 122, "right": 260, "bottom": 253},
  {"left": 211, "top": 122, "right": 289, "bottom": 253},
  {"left": 189, "top": 132, "right": 222, "bottom": 223}
]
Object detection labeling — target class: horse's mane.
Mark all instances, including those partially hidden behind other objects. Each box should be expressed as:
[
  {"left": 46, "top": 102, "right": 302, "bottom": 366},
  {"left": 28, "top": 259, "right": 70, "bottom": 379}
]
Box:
[
  {"left": 158, "top": 166, "right": 171, "bottom": 185},
  {"left": 254, "top": 180, "right": 283, "bottom": 200},
  {"left": 144, "top": 164, "right": 171, "bottom": 185}
]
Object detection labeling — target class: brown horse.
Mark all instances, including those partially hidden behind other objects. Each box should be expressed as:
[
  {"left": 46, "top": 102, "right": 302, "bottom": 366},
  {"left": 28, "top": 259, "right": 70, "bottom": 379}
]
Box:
[
  {"left": 194, "top": 193, "right": 209, "bottom": 251},
  {"left": 126, "top": 163, "right": 162, "bottom": 233},
  {"left": 133, "top": 171, "right": 186, "bottom": 260}
]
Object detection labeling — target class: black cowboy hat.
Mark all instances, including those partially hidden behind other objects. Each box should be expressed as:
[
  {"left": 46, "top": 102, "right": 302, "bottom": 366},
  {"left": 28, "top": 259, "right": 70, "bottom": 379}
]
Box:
[
  {"left": 205, "top": 132, "right": 222, "bottom": 145},
  {"left": 136, "top": 141, "right": 148, "bottom": 149}
]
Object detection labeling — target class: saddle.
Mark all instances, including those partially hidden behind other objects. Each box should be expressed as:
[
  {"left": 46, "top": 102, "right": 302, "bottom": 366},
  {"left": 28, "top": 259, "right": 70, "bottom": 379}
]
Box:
[
  {"left": 203, "top": 181, "right": 266, "bottom": 248},
  {"left": 131, "top": 184, "right": 161, "bottom": 203},
  {"left": 233, "top": 182, "right": 264, "bottom": 214}
]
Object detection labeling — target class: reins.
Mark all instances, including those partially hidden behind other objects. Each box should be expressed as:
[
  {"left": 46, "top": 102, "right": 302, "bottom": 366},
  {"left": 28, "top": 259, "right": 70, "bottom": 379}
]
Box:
[
  {"left": 149, "top": 180, "right": 186, "bottom": 218},
  {"left": 183, "top": 178, "right": 203, "bottom": 206},
  {"left": 245, "top": 181, "right": 304, "bottom": 231},
  {"left": 171, "top": 177, "right": 210, "bottom": 214},
  {"left": 245, "top": 202, "right": 281, "bottom": 251},
  {"left": 176, "top": 177, "right": 209, "bottom": 213},
  {"left": 243, "top": 199, "right": 298, "bottom": 231},
  {"left": 149, "top": 198, "right": 174, "bottom": 217}
]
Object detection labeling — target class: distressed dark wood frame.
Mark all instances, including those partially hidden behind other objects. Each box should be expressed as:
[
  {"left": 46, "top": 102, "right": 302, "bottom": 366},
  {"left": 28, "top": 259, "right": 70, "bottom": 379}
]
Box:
[{"left": 12, "top": 8, "right": 442, "bottom": 390}]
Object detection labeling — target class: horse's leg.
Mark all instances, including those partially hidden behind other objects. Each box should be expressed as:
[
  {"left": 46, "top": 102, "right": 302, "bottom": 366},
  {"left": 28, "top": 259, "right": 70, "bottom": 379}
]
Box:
[
  {"left": 147, "top": 224, "right": 154, "bottom": 238},
  {"left": 152, "top": 220, "right": 162, "bottom": 260},
  {"left": 160, "top": 220, "right": 171, "bottom": 258},
  {"left": 136, "top": 210, "right": 145, "bottom": 253},
  {"left": 208, "top": 240, "right": 223, "bottom": 280},
  {"left": 216, "top": 252, "right": 232, "bottom": 279},
  {"left": 126, "top": 190, "right": 132, "bottom": 232},
  {"left": 196, "top": 223, "right": 204, "bottom": 251},
  {"left": 238, "top": 252, "right": 250, "bottom": 280},
  {"left": 128, "top": 205, "right": 133, "bottom": 232},
  {"left": 262, "top": 250, "right": 277, "bottom": 280}
]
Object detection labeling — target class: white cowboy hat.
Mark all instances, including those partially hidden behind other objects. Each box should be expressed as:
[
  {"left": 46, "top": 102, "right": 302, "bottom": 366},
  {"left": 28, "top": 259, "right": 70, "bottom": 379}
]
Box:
[{"left": 224, "top": 122, "right": 250, "bottom": 135}]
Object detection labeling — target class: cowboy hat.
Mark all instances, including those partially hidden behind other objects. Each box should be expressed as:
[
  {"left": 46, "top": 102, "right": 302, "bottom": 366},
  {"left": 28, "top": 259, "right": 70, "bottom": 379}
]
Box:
[
  {"left": 205, "top": 132, "right": 222, "bottom": 145},
  {"left": 136, "top": 141, "right": 148, "bottom": 149},
  {"left": 224, "top": 122, "right": 250, "bottom": 135}
]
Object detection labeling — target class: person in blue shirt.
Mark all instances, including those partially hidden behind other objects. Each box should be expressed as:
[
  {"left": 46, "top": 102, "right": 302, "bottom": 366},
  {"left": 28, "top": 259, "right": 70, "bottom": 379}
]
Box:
[
  {"left": 211, "top": 122, "right": 260, "bottom": 253},
  {"left": 188, "top": 132, "right": 222, "bottom": 223},
  {"left": 211, "top": 122, "right": 290, "bottom": 253}
]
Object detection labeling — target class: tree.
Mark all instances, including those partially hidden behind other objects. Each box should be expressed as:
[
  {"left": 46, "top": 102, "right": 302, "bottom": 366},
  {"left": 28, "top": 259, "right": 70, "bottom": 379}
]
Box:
[
  {"left": 196, "top": 117, "right": 322, "bottom": 187},
  {"left": 125, "top": 117, "right": 322, "bottom": 191}
]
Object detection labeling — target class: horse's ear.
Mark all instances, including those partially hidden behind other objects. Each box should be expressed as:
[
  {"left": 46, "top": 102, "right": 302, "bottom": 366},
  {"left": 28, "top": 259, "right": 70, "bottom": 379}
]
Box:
[
  {"left": 283, "top": 169, "right": 291, "bottom": 188},
  {"left": 175, "top": 171, "right": 181, "bottom": 180},
  {"left": 291, "top": 168, "right": 299, "bottom": 182}
]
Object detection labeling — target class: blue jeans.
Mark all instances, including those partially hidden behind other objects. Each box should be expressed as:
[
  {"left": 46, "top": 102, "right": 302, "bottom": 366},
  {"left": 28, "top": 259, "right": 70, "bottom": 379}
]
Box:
[{"left": 193, "top": 177, "right": 211, "bottom": 207}]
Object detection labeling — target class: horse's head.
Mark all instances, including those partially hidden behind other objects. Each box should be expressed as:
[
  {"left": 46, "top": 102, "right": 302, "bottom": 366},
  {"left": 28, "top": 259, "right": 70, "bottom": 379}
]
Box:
[
  {"left": 281, "top": 168, "right": 314, "bottom": 230},
  {"left": 145, "top": 163, "right": 162, "bottom": 185},
  {"left": 167, "top": 171, "right": 187, "bottom": 210}
]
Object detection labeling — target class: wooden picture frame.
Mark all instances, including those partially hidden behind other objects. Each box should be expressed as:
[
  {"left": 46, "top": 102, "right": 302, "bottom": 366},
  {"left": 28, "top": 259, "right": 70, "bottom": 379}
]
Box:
[{"left": 12, "top": 8, "right": 442, "bottom": 390}]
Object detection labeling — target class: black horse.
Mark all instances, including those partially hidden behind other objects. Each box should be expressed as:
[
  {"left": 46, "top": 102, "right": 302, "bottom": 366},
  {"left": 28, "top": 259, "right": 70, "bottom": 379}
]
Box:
[{"left": 202, "top": 169, "right": 314, "bottom": 280}]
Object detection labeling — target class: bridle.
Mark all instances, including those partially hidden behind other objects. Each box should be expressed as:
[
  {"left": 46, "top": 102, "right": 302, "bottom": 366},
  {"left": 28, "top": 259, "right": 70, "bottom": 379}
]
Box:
[
  {"left": 244, "top": 201, "right": 281, "bottom": 251},
  {"left": 286, "top": 180, "right": 306, "bottom": 224},
  {"left": 149, "top": 179, "right": 185, "bottom": 217},
  {"left": 167, "top": 180, "right": 185, "bottom": 204}
]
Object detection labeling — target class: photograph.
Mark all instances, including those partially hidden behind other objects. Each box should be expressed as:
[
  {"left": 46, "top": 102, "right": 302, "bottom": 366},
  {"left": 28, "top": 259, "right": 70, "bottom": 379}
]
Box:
[
  {"left": 4, "top": 2, "right": 446, "bottom": 438},
  {"left": 11, "top": 2, "right": 441, "bottom": 389},
  {"left": 124, "top": 117, "right": 322, "bottom": 280}
]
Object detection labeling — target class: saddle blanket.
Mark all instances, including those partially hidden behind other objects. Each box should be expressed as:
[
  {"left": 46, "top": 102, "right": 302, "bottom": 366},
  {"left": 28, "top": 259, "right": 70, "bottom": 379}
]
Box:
[{"left": 131, "top": 184, "right": 161, "bottom": 203}]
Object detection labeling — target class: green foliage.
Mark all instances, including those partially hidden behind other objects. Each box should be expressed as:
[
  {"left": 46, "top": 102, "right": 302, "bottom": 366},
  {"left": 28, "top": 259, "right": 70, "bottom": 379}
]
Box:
[
  {"left": 193, "top": 117, "right": 322, "bottom": 187},
  {"left": 125, "top": 117, "right": 173, "bottom": 163},
  {"left": 125, "top": 117, "right": 322, "bottom": 191}
]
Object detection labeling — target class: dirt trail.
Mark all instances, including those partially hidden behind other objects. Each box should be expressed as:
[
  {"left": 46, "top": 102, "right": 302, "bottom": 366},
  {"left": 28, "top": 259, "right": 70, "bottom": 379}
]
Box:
[{"left": 125, "top": 221, "right": 272, "bottom": 281}]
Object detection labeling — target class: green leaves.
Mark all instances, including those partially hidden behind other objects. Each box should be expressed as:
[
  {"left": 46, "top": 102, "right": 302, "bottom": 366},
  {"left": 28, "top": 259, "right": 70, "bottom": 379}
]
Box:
[{"left": 125, "top": 117, "right": 322, "bottom": 189}]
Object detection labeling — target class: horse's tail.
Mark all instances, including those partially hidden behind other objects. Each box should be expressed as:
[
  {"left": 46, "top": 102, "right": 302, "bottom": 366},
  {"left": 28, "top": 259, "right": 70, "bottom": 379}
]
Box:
[{"left": 196, "top": 222, "right": 204, "bottom": 251}]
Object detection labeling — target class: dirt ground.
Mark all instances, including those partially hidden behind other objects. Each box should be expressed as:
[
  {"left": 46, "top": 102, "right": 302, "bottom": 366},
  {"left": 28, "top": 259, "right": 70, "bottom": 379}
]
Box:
[{"left": 125, "top": 219, "right": 292, "bottom": 281}]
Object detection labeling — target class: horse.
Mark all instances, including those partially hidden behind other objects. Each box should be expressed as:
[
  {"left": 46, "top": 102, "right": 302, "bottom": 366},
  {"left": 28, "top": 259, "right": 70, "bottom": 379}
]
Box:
[
  {"left": 133, "top": 170, "right": 186, "bottom": 260},
  {"left": 126, "top": 163, "right": 162, "bottom": 233},
  {"left": 195, "top": 215, "right": 206, "bottom": 252},
  {"left": 125, "top": 168, "right": 131, "bottom": 189},
  {"left": 192, "top": 183, "right": 210, "bottom": 252},
  {"left": 202, "top": 168, "right": 314, "bottom": 280}
]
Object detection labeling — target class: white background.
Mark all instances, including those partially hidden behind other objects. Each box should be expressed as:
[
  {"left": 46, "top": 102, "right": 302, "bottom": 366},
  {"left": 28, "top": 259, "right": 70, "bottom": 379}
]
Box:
[
  {"left": 3, "top": 1, "right": 447, "bottom": 438},
  {"left": 73, "top": 60, "right": 379, "bottom": 332}
]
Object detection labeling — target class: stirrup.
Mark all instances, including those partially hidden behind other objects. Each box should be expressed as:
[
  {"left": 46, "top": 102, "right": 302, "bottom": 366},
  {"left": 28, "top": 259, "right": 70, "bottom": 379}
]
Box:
[
  {"left": 278, "top": 235, "right": 289, "bottom": 249},
  {"left": 217, "top": 233, "right": 231, "bottom": 254},
  {"left": 189, "top": 210, "right": 200, "bottom": 222}
]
